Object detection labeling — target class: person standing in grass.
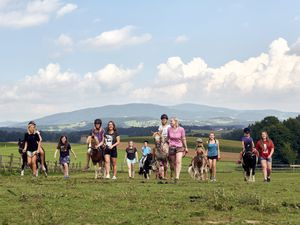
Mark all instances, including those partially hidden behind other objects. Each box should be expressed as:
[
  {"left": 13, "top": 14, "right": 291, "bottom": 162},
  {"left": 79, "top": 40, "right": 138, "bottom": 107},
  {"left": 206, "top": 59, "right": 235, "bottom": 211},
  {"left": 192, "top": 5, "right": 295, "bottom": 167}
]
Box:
[
  {"left": 167, "top": 117, "right": 188, "bottom": 182},
  {"left": 84, "top": 119, "right": 105, "bottom": 170},
  {"left": 238, "top": 128, "right": 258, "bottom": 181},
  {"left": 139, "top": 140, "right": 151, "bottom": 169},
  {"left": 22, "top": 122, "right": 41, "bottom": 177},
  {"left": 124, "top": 141, "right": 138, "bottom": 179},
  {"left": 27, "top": 121, "right": 47, "bottom": 176},
  {"left": 158, "top": 114, "right": 171, "bottom": 178},
  {"left": 104, "top": 121, "right": 120, "bottom": 180},
  {"left": 54, "top": 136, "right": 77, "bottom": 179},
  {"left": 255, "top": 131, "right": 275, "bottom": 182},
  {"left": 207, "top": 132, "right": 221, "bottom": 182}
]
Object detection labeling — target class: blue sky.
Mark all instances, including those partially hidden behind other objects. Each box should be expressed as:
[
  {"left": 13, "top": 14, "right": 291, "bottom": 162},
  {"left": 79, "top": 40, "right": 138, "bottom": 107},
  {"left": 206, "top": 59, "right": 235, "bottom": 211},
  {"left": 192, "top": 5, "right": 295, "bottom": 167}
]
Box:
[{"left": 0, "top": 0, "right": 300, "bottom": 121}]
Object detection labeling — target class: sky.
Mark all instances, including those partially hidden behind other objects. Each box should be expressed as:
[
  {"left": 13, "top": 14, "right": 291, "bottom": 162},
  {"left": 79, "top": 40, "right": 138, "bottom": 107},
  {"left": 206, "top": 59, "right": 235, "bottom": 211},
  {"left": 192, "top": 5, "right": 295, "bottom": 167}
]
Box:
[{"left": 0, "top": 0, "right": 300, "bottom": 121}]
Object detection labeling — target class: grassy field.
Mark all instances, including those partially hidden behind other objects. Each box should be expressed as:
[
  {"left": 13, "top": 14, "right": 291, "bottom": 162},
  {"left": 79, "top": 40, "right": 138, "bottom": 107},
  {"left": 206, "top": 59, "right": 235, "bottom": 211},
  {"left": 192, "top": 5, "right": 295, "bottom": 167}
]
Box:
[
  {"left": 1, "top": 140, "right": 300, "bottom": 224},
  {"left": 1, "top": 169, "right": 300, "bottom": 224}
]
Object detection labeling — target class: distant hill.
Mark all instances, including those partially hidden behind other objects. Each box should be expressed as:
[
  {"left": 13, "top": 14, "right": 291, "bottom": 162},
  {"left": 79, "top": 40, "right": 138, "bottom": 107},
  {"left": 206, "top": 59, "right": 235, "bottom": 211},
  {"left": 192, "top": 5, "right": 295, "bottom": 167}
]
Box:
[{"left": 1, "top": 103, "right": 298, "bottom": 131}]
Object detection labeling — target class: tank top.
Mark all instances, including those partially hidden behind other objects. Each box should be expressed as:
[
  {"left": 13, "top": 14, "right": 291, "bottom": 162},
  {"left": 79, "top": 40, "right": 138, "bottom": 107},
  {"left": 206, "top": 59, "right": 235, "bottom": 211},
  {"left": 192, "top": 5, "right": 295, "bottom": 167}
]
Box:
[{"left": 207, "top": 140, "right": 218, "bottom": 157}]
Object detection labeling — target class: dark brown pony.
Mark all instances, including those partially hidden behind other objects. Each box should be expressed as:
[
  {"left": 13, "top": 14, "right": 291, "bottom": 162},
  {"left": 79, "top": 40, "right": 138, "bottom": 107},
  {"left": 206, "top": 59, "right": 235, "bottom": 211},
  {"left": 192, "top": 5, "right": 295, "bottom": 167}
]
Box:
[{"left": 87, "top": 135, "right": 104, "bottom": 179}]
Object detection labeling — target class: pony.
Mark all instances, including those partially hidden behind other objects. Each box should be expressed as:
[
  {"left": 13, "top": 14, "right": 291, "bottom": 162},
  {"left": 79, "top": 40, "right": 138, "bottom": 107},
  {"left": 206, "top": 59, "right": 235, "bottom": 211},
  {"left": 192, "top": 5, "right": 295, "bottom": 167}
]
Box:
[
  {"left": 242, "top": 149, "right": 258, "bottom": 182},
  {"left": 139, "top": 153, "right": 153, "bottom": 179},
  {"left": 87, "top": 135, "right": 105, "bottom": 179},
  {"left": 152, "top": 132, "right": 169, "bottom": 179},
  {"left": 188, "top": 148, "right": 208, "bottom": 180},
  {"left": 18, "top": 139, "right": 48, "bottom": 176}
]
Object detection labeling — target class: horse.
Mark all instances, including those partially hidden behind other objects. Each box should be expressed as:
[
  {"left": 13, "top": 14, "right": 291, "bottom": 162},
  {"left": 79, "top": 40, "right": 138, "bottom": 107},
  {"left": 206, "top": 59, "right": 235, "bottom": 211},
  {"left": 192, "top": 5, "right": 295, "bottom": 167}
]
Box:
[
  {"left": 242, "top": 149, "right": 258, "bottom": 182},
  {"left": 18, "top": 139, "right": 48, "bottom": 176},
  {"left": 139, "top": 153, "right": 153, "bottom": 179},
  {"left": 87, "top": 135, "right": 105, "bottom": 179},
  {"left": 152, "top": 132, "right": 169, "bottom": 179},
  {"left": 188, "top": 149, "right": 208, "bottom": 180}
]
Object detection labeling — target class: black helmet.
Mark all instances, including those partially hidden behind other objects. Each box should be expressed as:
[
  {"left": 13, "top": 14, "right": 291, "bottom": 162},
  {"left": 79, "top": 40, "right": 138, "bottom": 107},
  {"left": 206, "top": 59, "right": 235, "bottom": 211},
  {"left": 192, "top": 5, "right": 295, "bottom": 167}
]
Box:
[
  {"left": 94, "top": 119, "right": 102, "bottom": 125},
  {"left": 243, "top": 127, "right": 251, "bottom": 134},
  {"left": 28, "top": 121, "right": 36, "bottom": 126},
  {"left": 160, "top": 114, "right": 168, "bottom": 120}
]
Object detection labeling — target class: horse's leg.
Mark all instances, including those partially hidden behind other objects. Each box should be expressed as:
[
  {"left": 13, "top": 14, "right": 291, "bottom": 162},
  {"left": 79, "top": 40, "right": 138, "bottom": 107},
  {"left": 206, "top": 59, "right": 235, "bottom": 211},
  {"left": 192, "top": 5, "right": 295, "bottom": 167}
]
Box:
[
  {"left": 94, "top": 164, "right": 98, "bottom": 179},
  {"left": 249, "top": 168, "right": 253, "bottom": 182}
]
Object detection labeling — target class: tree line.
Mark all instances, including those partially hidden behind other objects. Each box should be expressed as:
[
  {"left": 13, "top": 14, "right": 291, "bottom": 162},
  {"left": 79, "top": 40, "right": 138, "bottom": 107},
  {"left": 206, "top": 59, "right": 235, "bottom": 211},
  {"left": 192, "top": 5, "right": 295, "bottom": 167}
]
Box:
[{"left": 223, "top": 116, "right": 300, "bottom": 164}]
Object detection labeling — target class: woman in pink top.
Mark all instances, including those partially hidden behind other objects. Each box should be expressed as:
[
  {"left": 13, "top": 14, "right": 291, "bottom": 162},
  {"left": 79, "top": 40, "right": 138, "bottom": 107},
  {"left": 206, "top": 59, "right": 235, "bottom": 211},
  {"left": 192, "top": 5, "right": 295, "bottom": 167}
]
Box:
[{"left": 167, "top": 117, "right": 188, "bottom": 182}]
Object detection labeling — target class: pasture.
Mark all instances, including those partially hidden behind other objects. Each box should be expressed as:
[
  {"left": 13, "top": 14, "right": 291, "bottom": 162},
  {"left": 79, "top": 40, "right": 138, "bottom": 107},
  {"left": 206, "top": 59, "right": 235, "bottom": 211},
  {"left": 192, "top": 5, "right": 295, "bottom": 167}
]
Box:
[{"left": 1, "top": 139, "right": 300, "bottom": 225}]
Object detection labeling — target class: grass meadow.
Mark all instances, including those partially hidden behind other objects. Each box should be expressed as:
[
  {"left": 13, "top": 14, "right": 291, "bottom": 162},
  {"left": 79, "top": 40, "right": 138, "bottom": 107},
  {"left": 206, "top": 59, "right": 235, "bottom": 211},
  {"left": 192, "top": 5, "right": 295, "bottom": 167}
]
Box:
[{"left": 0, "top": 138, "right": 300, "bottom": 225}]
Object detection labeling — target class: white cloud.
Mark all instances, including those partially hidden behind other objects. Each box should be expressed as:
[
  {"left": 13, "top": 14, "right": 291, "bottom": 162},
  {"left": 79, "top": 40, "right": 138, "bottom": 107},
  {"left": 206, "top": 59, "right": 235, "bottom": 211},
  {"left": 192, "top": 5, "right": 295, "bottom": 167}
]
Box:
[
  {"left": 130, "top": 37, "right": 300, "bottom": 110},
  {"left": 0, "top": 0, "right": 77, "bottom": 28},
  {"left": 81, "top": 25, "right": 152, "bottom": 49},
  {"left": 56, "top": 3, "right": 77, "bottom": 18},
  {"left": 174, "top": 35, "right": 189, "bottom": 44},
  {"left": 289, "top": 38, "right": 300, "bottom": 56},
  {"left": 0, "top": 63, "right": 143, "bottom": 120},
  {"left": 55, "top": 33, "right": 74, "bottom": 52}
]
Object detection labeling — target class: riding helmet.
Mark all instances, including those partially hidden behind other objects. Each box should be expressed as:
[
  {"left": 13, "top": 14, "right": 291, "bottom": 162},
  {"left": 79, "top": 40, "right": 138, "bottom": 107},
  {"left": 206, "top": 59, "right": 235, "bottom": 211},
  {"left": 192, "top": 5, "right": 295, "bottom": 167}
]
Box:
[
  {"left": 94, "top": 119, "right": 102, "bottom": 125},
  {"left": 243, "top": 127, "right": 251, "bottom": 134},
  {"left": 160, "top": 114, "right": 168, "bottom": 120}
]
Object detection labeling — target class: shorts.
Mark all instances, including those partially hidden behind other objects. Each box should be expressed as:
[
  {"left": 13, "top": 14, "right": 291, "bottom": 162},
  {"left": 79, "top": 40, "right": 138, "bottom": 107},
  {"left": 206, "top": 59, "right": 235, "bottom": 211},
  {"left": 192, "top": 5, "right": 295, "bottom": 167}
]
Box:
[
  {"left": 60, "top": 156, "right": 70, "bottom": 165},
  {"left": 104, "top": 147, "right": 118, "bottom": 158},
  {"left": 169, "top": 147, "right": 184, "bottom": 155},
  {"left": 127, "top": 158, "right": 136, "bottom": 164},
  {"left": 27, "top": 151, "right": 37, "bottom": 157},
  {"left": 207, "top": 155, "right": 218, "bottom": 160},
  {"left": 260, "top": 157, "right": 272, "bottom": 163}
]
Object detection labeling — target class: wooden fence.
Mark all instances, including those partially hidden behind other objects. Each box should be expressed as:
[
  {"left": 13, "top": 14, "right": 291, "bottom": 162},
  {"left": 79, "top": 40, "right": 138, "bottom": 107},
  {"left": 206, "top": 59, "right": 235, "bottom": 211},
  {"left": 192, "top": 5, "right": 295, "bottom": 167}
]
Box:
[{"left": 0, "top": 154, "right": 82, "bottom": 173}]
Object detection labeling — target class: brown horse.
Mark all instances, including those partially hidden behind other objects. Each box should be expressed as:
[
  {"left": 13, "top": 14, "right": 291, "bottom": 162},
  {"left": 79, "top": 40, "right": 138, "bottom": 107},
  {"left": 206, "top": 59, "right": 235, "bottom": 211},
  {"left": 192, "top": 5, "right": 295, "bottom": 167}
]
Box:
[
  {"left": 152, "top": 132, "right": 169, "bottom": 179},
  {"left": 87, "top": 135, "right": 104, "bottom": 179}
]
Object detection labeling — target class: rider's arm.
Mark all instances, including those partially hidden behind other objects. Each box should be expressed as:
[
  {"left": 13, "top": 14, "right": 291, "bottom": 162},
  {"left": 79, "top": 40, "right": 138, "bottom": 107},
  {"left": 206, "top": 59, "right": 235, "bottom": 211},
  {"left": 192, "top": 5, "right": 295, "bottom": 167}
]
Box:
[
  {"left": 182, "top": 137, "right": 188, "bottom": 153},
  {"left": 135, "top": 149, "right": 138, "bottom": 161}
]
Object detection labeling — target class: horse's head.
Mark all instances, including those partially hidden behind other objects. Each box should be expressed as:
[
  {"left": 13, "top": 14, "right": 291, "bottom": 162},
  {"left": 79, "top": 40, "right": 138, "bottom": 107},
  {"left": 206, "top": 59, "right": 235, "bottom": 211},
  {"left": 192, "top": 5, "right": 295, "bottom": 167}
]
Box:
[
  {"left": 89, "top": 135, "right": 99, "bottom": 149},
  {"left": 152, "top": 132, "right": 161, "bottom": 144},
  {"left": 18, "top": 139, "right": 24, "bottom": 154}
]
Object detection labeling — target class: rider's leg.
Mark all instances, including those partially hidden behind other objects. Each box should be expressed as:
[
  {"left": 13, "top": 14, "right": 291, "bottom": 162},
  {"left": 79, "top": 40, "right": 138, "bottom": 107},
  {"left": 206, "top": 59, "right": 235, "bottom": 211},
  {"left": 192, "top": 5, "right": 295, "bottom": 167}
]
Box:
[
  {"left": 31, "top": 155, "right": 37, "bottom": 176},
  {"left": 175, "top": 152, "right": 184, "bottom": 180},
  {"left": 64, "top": 163, "right": 69, "bottom": 177},
  {"left": 131, "top": 163, "right": 135, "bottom": 178},
  {"left": 112, "top": 157, "right": 117, "bottom": 178},
  {"left": 127, "top": 160, "right": 132, "bottom": 178},
  {"left": 168, "top": 155, "right": 176, "bottom": 179},
  {"left": 104, "top": 154, "right": 110, "bottom": 178}
]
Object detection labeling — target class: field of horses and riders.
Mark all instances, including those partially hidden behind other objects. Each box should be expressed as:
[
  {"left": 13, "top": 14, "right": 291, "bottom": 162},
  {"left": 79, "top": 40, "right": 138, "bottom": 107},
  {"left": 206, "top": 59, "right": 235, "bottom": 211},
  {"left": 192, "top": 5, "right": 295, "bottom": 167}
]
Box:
[{"left": 1, "top": 137, "right": 300, "bottom": 225}]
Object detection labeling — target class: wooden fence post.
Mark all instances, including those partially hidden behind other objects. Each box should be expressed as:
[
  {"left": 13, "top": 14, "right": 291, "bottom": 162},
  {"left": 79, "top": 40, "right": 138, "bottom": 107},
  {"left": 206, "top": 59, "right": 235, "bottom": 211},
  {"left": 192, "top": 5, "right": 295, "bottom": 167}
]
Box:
[{"left": 9, "top": 153, "right": 14, "bottom": 173}]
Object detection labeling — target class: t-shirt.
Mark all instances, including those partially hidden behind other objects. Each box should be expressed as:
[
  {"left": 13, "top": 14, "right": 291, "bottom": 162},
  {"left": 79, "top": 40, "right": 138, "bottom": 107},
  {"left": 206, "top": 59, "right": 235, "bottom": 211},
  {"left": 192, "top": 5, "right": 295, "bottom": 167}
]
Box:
[
  {"left": 141, "top": 146, "right": 151, "bottom": 156},
  {"left": 57, "top": 143, "right": 71, "bottom": 158},
  {"left": 242, "top": 136, "right": 254, "bottom": 152},
  {"left": 158, "top": 124, "right": 171, "bottom": 139},
  {"left": 126, "top": 147, "right": 137, "bottom": 160},
  {"left": 104, "top": 131, "right": 120, "bottom": 150},
  {"left": 256, "top": 139, "right": 274, "bottom": 158},
  {"left": 167, "top": 126, "right": 185, "bottom": 148},
  {"left": 24, "top": 133, "right": 40, "bottom": 152},
  {"left": 91, "top": 128, "right": 105, "bottom": 143}
]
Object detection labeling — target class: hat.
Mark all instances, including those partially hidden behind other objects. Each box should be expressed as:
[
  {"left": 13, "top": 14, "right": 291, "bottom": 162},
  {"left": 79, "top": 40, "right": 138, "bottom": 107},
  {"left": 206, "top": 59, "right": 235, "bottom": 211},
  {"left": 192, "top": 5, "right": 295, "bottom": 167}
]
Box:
[{"left": 196, "top": 138, "right": 203, "bottom": 143}]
